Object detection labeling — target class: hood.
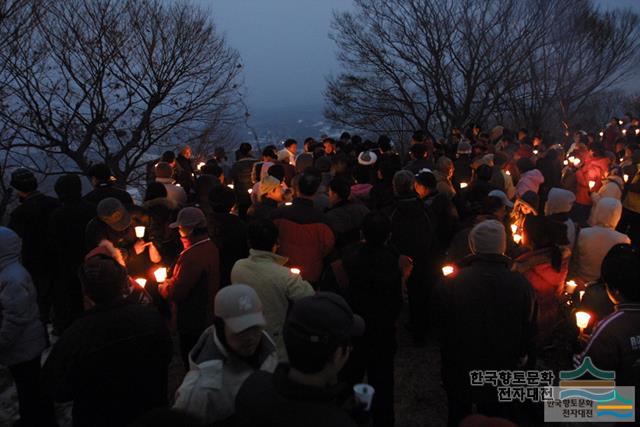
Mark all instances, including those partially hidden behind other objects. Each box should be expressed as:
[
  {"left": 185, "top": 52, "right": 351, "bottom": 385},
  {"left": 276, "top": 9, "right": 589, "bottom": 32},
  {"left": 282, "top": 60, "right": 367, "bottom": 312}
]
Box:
[
  {"left": 522, "top": 169, "right": 544, "bottom": 185},
  {"left": 0, "top": 227, "right": 22, "bottom": 270},
  {"left": 590, "top": 197, "right": 622, "bottom": 229},
  {"left": 544, "top": 188, "right": 576, "bottom": 216},
  {"left": 603, "top": 175, "right": 624, "bottom": 188}
]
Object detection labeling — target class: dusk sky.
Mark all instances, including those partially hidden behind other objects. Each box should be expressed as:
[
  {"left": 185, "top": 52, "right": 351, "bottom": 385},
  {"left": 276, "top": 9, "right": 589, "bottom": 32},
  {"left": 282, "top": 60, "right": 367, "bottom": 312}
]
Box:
[{"left": 198, "top": 0, "right": 640, "bottom": 115}]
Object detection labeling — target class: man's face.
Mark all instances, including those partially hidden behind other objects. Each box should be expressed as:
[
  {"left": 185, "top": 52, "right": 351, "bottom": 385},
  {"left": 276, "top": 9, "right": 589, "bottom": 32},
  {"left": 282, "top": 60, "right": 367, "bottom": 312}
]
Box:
[
  {"left": 183, "top": 148, "right": 192, "bottom": 159},
  {"left": 324, "top": 142, "right": 334, "bottom": 154},
  {"left": 225, "top": 325, "right": 263, "bottom": 357}
]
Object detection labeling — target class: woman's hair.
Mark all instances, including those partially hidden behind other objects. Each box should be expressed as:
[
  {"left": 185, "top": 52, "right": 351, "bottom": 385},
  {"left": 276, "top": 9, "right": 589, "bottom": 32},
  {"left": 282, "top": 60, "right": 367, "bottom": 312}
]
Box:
[{"left": 523, "top": 215, "right": 568, "bottom": 271}]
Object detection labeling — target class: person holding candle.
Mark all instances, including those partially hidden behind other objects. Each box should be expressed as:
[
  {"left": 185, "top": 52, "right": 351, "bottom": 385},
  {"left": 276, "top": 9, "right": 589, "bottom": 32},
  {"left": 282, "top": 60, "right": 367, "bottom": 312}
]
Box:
[
  {"left": 575, "top": 244, "right": 640, "bottom": 417},
  {"left": 573, "top": 143, "right": 610, "bottom": 225},
  {"left": 514, "top": 157, "right": 544, "bottom": 199},
  {"left": 433, "top": 156, "right": 456, "bottom": 200},
  {"left": 43, "top": 252, "right": 172, "bottom": 427},
  {"left": 432, "top": 219, "right": 535, "bottom": 427},
  {"left": 158, "top": 207, "right": 220, "bottom": 368},
  {"left": 173, "top": 284, "right": 278, "bottom": 426},
  {"left": 544, "top": 187, "right": 578, "bottom": 248},
  {"left": 230, "top": 219, "right": 314, "bottom": 361},
  {"left": 512, "top": 215, "right": 571, "bottom": 370}
]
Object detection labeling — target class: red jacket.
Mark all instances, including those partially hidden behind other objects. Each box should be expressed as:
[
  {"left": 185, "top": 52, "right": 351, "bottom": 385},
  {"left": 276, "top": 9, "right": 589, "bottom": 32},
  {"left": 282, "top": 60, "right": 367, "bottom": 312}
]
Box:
[
  {"left": 575, "top": 156, "right": 610, "bottom": 205},
  {"left": 163, "top": 235, "right": 220, "bottom": 334},
  {"left": 272, "top": 198, "right": 335, "bottom": 284}
]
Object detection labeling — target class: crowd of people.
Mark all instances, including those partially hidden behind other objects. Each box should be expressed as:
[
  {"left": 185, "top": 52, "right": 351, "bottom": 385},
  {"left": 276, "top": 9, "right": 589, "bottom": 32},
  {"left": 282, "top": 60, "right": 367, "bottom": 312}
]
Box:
[{"left": 1, "top": 119, "right": 639, "bottom": 427}]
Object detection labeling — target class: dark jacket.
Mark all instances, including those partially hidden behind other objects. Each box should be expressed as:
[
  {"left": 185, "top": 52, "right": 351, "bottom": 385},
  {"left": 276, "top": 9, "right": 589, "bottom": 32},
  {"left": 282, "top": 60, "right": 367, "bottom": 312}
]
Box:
[
  {"left": 43, "top": 300, "right": 172, "bottom": 427},
  {"left": 231, "top": 157, "right": 257, "bottom": 207},
  {"left": 8, "top": 192, "right": 60, "bottom": 282},
  {"left": 432, "top": 254, "right": 536, "bottom": 395},
  {"left": 578, "top": 303, "right": 640, "bottom": 388},
  {"left": 48, "top": 199, "right": 96, "bottom": 329},
  {"left": 403, "top": 158, "right": 435, "bottom": 175},
  {"left": 164, "top": 235, "right": 220, "bottom": 334},
  {"left": 271, "top": 198, "right": 335, "bottom": 284},
  {"left": 342, "top": 243, "right": 403, "bottom": 341},
  {"left": 423, "top": 191, "right": 458, "bottom": 256},
  {"left": 83, "top": 183, "right": 133, "bottom": 207},
  {"left": 208, "top": 212, "right": 249, "bottom": 288},
  {"left": 247, "top": 198, "right": 279, "bottom": 222},
  {"left": 326, "top": 200, "right": 370, "bottom": 250},
  {"left": 235, "top": 364, "right": 359, "bottom": 427},
  {"left": 369, "top": 181, "right": 395, "bottom": 211},
  {"left": 175, "top": 155, "right": 195, "bottom": 193}
]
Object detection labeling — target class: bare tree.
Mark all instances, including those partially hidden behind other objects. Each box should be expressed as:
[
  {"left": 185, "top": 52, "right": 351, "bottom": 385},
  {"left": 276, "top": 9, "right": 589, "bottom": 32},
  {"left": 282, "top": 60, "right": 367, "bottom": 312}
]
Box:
[
  {"left": 0, "top": 0, "right": 243, "bottom": 186},
  {"left": 326, "top": 0, "right": 640, "bottom": 142}
]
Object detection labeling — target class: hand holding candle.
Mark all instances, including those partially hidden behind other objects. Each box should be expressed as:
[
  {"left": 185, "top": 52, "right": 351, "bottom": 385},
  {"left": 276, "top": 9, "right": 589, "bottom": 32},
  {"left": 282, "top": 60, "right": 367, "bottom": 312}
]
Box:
[{"left": 575, "top": 311, "right": 591, "bottom": 334}]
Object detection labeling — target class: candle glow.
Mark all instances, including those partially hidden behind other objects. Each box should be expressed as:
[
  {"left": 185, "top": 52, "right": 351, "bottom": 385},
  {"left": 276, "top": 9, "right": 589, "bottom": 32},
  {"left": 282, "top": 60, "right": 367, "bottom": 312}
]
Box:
[
  {"left": 154, "top": 267, "right": 167, "bottom": 283},
  {"left": 513, "top": 233, "right": 522, "bottom": 244},
  {"left": 588, "top": 180, "right": 595, "bottom": 190},
  {"left": 197, "top": 162, "right": 206, "bottom": 170},
  {"left": 135, "top": 226, "right": 146, "bottom": 238},
  {"left": 566, "top": 280, "right": 578, "bottom": 294},
  {"left": 441, "top": 265, "right": 455, "bottom": 277},
  {"left": 572, "top": 158, "right": 581, "bottom": 166},
  {"left": 510, "top": 224, "right": 518, "bottom": 234},
  {"left": 290, "top": 268, "right": 301, "bottom": 275},
  {"left": 460, "top": 182, "right": 468, "bottom": 189},
  {"left": 247, "top": 188, "right": 253, "bottom": 194},
  {"left": 575, "top": 311, "right": 591, "bottom": 332},
  {"left": 135, "top": 278, "right": 147, "bottom": 288},
  {"left": 624, "top": 174, "right": 629, "bottom": 183},
  {"left": 227, "top": 184, "right": 234, "bottom": 189}
]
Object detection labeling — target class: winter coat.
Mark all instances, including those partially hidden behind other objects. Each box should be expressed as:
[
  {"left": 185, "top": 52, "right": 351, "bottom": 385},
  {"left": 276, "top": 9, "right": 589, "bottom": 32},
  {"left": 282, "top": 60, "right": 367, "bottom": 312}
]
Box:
[
  {"left": 423, "top": 191, "right": 458, "bottom": 255},
  {"left": 623, "top": 168, "right": 640, "bottom": 213},
  {"left": 156, "top": 177, "right": 187, "bottom": 207},
  {"left": 544, "top": 188, "right": 578, "bottom": 248},
  {"left": 433, "top": 170, "right": 456, "bottom": 200},
  {"left": 230, "top": 250, "right": 314, "bottom": 360},
  {"left": 246, "top": 198, "right": 279, "bottom": 222},
  {"left": 403, "top": 158, "right": 435, "bottom": 175},
  {"left": 0, "top": 227, "right": 46, "bottom": 366},
  {"left": 489, "top": 168, "right": 516, "bottom": 200},
  {"left": 513, "top": 247, "right": 571, "bottom": 349},
  {"left": 174, "top": 326, "right": 278, "bottom": 426},
  {"left": 231, "top": 157, "right": 258, "bottom": 207},
  {"left": 326, "top": 200, "right": 370, "bottom": 250},
  {"left": 432, "top": 254, "right": 536, "bottom": 395},
  {"left": 515, "top": 169, "right": 544, "bottom": 198},
  {"left": 591, "top": 176, "right": 624, "bottom": 205},
  {"left": 575, "top": 156, "right": 609, "bottom": 205},
  {"left": 208, "top": 212, "right": 249, "bottom": 288},
  {"left": 271, "top": 198, "right": 335, "bottom": 284},
  {"left": 83, "top": 183, "right": 133, "bottom": 207},
  {"left": 572, "top": 198, "right": 631, "bottom": 283},
  {"left": 163, "top": 235, "right": 220, "bottom": 334},
  {"left": 43, "top": 300, "right": 172, "bottom": 427},
  {"left": 175, "top": 154, "right": 195, "bottom": 193},
  {"left": 8, "top": 191, "right": 60, "bottom": 282}
]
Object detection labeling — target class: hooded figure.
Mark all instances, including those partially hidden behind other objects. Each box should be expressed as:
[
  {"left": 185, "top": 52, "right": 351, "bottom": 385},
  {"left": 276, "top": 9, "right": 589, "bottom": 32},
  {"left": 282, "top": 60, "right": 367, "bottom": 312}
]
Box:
[
  {"left": 515, "top": 158, "right": 544, "bottom": 198},
  {"left": 571, "top": 198, "right": 631, "bottom": 283},
  {"left": 544, "top": 188, "right": 578, "bottom": 248}
]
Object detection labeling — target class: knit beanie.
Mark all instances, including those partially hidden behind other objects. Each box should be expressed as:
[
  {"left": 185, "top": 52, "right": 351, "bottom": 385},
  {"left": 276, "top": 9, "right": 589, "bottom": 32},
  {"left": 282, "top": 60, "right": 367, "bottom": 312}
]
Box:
[
  {"left": 469, "top": 219, "right": 507, "bottom": 255},
  {"left": 544, "top": 188, "right": 575, "bottom": 216},
  {"left": 10, "top": 168, "right": 37, "bottom": 193}
]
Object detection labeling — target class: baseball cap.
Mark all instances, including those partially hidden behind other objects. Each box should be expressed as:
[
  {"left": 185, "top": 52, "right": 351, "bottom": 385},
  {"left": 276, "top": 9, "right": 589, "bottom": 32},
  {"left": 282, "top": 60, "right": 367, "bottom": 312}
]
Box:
[
  {"left": 97, "top": 198, "right": 131, "bottom": 232},
  {"left": 259, "top": 175, "right": 280, "bottom": 196},
  {"left": 284, "top": 293, "right": 365, "bottom": 346},
  {"left": 357, "top": 150, "right": 377, "bottom": 166},
  {"left": 488, "top": 189, "right": 514, "bottom": 208},
  {"left": 169, "top": 207, "right": 207, "bottom": 229},
  {"left": 215, "top": 284, "right": 266, "bottom": 333}
]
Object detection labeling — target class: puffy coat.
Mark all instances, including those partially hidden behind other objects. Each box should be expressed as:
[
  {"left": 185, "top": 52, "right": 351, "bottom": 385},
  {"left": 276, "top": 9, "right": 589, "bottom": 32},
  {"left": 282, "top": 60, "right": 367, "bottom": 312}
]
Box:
[
  {"left": 572, "top": 198, "right": 631, "bottom": 283},
  {"left": 271, "top": 198, "right": 335, "bottom": 284},
  {"left": 230, "top": 250, "right": 314, "bottom": 360},
  {"left": 174, "top": 325, "right": 278, "bottom": 426},
  {"left": 155, "top": 177, "right": 187, "bottom": 207},
  {"left": 591, "top": 176, "right": 624, "bottom": 205},
  {"left": 513, "top": 247, "right": 571, "bottom": 348},
  {"left": 326, "top": 200, "right": 370, "bottom": 250},
  {"left": 515, "top": 169, "right": 544, "bottom": 198},
  {"left": 0, "top": 227, "right": 46, "bottom": 366},
  {"left": 545, "top": 188, "right": 578, "bottom": 248}
]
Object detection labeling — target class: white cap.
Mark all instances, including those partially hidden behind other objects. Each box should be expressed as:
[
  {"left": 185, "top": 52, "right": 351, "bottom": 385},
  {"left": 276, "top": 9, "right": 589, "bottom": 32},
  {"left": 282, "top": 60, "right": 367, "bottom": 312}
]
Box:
[{"left": 214, "top": 284, "right": 266, "bottom": 333}]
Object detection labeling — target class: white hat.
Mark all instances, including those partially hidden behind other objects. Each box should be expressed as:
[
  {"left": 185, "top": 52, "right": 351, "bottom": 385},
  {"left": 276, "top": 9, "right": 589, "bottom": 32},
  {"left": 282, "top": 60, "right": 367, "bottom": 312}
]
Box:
[
  {"left": 469, "top": 220, "right": 507, "bottom": 255},
  {"left": 214, "top": 284, "right": 266, "bottom": 333},
  {"left": 358, "top": 150, "right": 377, "bottom": 166},
  {"left": 488, "top": 189, "right": 514, "bottom": 208}
]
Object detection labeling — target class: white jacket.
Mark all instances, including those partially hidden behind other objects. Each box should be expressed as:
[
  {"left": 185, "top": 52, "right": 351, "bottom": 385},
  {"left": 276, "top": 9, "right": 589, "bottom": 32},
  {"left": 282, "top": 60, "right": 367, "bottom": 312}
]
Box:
[
  {"left": 573, "top": 198, "right": 631, "bottom": 283},
  {"left": 156, "top": 177, "right": 187, "bottom": 206},
  {"left": 173, "top": 325, "right": 278, "bottom": 425}
]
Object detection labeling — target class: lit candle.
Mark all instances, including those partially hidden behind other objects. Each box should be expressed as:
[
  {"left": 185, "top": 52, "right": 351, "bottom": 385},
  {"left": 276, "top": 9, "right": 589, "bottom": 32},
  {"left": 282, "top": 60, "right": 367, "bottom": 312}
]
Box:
[
  {"left": 135, "top": 226, "right": 146, "bottom": 238},
  {"left": 154, "top": 267, "right": 167, "bottom": 283},
  {"left": 572, "top": 158, "right": 581, "bottom": 166},
  {"left": 513, "top": 233, "right": 522, "bottom": 244},
  {"left": 622, "top": 129, "right": 627, "bottom": 136},
  {"left": 506, "top": 170, "right": 511, "bottom": 176},
  {"left": 290, "top": 267, "right": 301, "bottom": 275},
  {"left": 460, "top": 182, "right": 468, "bottom": 189},
  {"left": 636, "top": 129, "right": 639, "bottom": 135},
  {"left": 599, "top": 131, "right": 604, "bottom": 137},
  {"left": 563, "top": 160, "right": 569, "bottom": 166},
  {"left": 619, "top": 120, "right": 624, "bottom": 125},
  {"left": 285, "top": 202, "right": 293, "bottom": 206},
  {"left": 533, "top": 149, "right": 539, "bottom": 155},
  {"left": 624, "top": 174, "right": 629, "bottom": 183},
  {"left": 197, "top": 162, "right": 206, "bottom": 171},
  {"left": 510, "top": 224, "right": 518, "bottom": 234},
  {"left": 176, "top": 183, "right": 181, "bottom": 187},
  {"left": 588, "top": 180, "right": 595, "bottom": 190},
  {"left": 247, "top": 188, "right": 253, "bottom": 194},
  {"left": 227, "top": 184, "right": 234, "bottom": 190},
  {"left": 566, "top": 280, "right": 578, "bottom": 294},
  {"left": 135, "top": 278, "right": 147, "bottom": 288},
  {"left": 575, "top": 311, "right": 591, "bottom": 334},
  {"left": 620, "top": 158, "right": 625, "bottom": 163},
  {"left": 579, "top": 290, "right": 585, "bottom": 302},
  {"left": 568, "top": 156, "right": 575, "bottom": 163},
  {"left": 441, "top": 265, "right": 455, "bottom": 277}
]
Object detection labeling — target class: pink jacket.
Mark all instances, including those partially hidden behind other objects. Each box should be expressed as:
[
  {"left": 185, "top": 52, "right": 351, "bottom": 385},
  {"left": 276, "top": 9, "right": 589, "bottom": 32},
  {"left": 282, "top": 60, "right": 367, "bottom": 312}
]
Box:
[{"left": 515, "top": 169, "right": 544, "bottom": 198}]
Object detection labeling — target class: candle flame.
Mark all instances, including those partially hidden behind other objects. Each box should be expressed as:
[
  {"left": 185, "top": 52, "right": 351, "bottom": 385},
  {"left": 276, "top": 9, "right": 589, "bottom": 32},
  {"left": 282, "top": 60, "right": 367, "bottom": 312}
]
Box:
[
  {"left": 575, "top": 311, "right": 591, "bottom": 329},
  {"left": 227, "top": 184, "right": 234, "bottom": 189},
  {"left": 154, "top": 267, "right": 167, "bottom": 283},
  {"left": 441, "top": 265, "right": 455, "bottom": 276},
  {"left": 135, "top": 226, "right": 146, "bottom": 238},
  {"left": 197, "top": 162, "right": 206, "bottom": 171},
  {"left": 513, "top": 233, "right": 522, "bottom": 244},
  {"left": 135, "top": 278, "right": 147, "bottom": 288},
  {"left": 460, "top": 182, "right": 468, "bottom": 189},
  {"left": 290, "top": 268, "right": 301, "bottom": 275},
  {"left": 588, "top": 180, "right": 596, "bottom": 190},
  {"left": 510, "top": 224, "right": 518, "bottom": 234},
  {"left": 624, "top": 174, "right": 629, "bottom": 182}
]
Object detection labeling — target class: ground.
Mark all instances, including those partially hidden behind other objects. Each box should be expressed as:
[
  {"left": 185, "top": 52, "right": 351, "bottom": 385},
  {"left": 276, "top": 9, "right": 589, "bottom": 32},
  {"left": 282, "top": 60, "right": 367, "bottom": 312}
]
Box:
[{"left": 0, "top": 308, "right": 447, "bottom": 427}]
